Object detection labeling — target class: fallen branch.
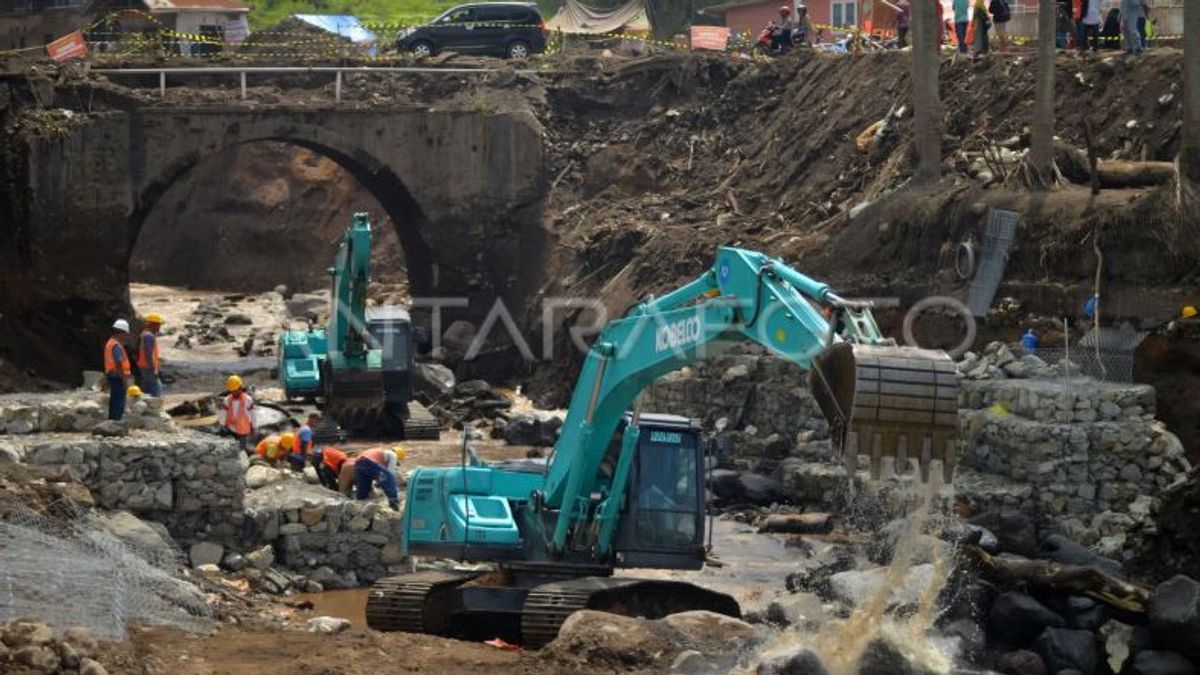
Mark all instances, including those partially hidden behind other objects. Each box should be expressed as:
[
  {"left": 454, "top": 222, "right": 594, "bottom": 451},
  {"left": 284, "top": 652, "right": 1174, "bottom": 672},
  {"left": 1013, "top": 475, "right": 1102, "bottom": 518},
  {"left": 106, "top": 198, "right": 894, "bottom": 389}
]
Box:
[
  {"left": 758, "top": 513, "right": 834, "bottom": 534},
  {"left": 1058, "top": 144, "right": 1175, "bottom": 188}
]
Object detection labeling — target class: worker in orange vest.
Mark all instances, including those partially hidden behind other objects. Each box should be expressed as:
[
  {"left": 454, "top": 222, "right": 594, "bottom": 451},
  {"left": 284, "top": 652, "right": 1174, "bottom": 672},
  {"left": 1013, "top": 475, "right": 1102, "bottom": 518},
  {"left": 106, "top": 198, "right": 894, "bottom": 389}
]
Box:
[
  {"left": 136, "top": 313, "right": 164, "bottom": 397},
  {"left": 286, "top": 414, "right": 321, "bottom": 471},
  {"left": 104, "top": 319, "right": 133, "bottom": 421},
  {"left": 348, "top": 447, "right": 404, "bottom": 510},
  {"left": 255, "top": 432, "right": 295, "bottom": 463},
  {"left": 312, "top": 446, "right": 350, "bottom": 492},
  {"left": 220, "top": 375, "right": 256, "bottom": 453}
]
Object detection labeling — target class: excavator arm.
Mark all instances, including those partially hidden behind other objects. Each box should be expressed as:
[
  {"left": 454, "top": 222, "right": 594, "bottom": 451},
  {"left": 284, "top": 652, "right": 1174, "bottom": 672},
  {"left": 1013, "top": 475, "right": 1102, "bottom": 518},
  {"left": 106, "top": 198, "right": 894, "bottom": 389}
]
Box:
[{"left": 541, "top": 246, "right": 958, "bottom": 555}]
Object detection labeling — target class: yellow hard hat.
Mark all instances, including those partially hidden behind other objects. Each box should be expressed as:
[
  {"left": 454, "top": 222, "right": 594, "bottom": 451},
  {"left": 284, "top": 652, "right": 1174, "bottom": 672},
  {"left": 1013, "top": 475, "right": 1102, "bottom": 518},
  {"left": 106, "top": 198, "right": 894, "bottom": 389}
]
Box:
[
  {"left": 392, "top": 445, "right": 407, "bottom": 460},
  {"left": 1182, "top": 305, "right": 1197, "bottom": 320},
  {"left": 145, "top": 313, "right": 164, "bottom": 325},
  {"left": 226, "top": 375, "right": 243, "bottom": 392},
  {"left": 280, "top": 433, "right": 295, "bottom": 450},
  {"left": 127, "top": 385, "right": 143, "bottom": 398}
]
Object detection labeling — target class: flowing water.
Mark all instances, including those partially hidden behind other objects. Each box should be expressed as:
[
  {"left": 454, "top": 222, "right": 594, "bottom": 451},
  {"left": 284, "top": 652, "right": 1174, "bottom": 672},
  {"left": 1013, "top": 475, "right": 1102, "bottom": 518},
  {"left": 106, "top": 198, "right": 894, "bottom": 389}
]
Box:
[{"left": 753, "top": 473, "right": 957, "bottom": 675}]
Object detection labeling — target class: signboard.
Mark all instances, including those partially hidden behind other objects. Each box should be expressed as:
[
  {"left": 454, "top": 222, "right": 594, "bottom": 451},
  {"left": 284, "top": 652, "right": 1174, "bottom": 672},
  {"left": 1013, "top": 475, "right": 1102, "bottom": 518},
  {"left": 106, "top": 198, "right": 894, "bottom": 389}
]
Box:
[
  {"left": 46, "top": 31, "right": 88, "bottom": 62},
  {"left": 689, "top": 25, "right": 729, "bottom": 51},
  {"left": 223, "top": 16, "right": 250, "bottom": 44}
]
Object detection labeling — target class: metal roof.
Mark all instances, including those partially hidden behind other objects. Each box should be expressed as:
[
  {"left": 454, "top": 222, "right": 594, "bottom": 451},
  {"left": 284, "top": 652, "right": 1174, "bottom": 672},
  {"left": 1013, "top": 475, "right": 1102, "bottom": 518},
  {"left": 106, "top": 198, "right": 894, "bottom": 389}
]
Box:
[{"left": 142, "top": 0, "right": 249, "bottom": 13}]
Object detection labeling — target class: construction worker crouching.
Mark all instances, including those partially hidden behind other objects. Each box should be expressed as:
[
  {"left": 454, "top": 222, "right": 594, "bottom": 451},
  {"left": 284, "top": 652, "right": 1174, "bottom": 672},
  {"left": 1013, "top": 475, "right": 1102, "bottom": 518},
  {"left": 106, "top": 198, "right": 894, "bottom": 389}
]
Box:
[
  {"left": 313, "top": 446, "right": 404, "bottom": 510},
  {"left": 126, "top": 385, "right": 146, "bottom": 415},
  {"left": 104, "top": 319, "right": 133, "bottom": 421},
  {"left": 220, "top": 375, "right": 256, "bottom": 453},
  {"left": 137, "top": 313, "right": 165, "bottom": 397},
  {"left": 287, "top": 413, "right": 320, "bottom": 471},
  {"left": 256, "top": 432, "right": 295, "bottom": 464}
]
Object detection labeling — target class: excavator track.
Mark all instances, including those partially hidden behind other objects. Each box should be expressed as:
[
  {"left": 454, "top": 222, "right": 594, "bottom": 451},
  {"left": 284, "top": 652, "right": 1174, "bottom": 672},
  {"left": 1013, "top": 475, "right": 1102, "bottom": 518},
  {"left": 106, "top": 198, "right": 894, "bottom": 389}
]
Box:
[
  {"left": 520, "top": 578, "right": 741, "bottom": 648},
  {"left": 402, "top": 401, "right": 441, "bottom": 440},
  {"left": 366, "top": 571, "right": 477, "bottom": 634}
]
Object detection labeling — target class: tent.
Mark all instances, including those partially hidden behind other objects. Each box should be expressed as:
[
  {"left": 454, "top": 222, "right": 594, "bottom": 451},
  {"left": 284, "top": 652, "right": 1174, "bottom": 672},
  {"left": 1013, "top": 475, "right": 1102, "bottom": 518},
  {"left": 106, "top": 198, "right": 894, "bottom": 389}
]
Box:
[
  {"left": 547, "top": 0, "right": 653, "bottom": 35},
  {"left": 292, "top": 14, "right": 377, "bottom": 45}
]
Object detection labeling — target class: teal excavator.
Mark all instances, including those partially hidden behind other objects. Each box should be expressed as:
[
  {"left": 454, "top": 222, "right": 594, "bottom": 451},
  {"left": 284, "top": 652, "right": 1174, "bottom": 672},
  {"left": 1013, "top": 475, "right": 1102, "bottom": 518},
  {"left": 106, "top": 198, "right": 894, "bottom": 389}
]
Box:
[
  {"left": 277, "top": 213, "right": 439, "bottom": 439},
  {"left": 365, "top": 246, "right": 958, "bottom": 644}
]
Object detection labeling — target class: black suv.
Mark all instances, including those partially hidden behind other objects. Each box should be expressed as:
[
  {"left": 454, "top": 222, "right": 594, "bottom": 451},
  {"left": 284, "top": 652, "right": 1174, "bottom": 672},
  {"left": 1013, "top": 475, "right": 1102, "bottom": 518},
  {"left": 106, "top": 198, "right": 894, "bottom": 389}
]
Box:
[{"left": 397, "top": 2, "right": 546, "bottom": 59}]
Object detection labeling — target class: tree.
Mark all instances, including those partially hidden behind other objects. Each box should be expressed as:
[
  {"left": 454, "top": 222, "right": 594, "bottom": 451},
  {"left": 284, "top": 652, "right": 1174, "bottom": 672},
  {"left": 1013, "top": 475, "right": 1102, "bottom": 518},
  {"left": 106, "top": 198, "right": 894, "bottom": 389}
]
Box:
[
  {"left": 912, "top": 0, "right": 942, "bottom": 184},
  {"left": 1028, "top": 0, "right": 1058, "bottom": 185},
  {"left": 1180, "top": 0, "right": 1200, "bottom": 230}
]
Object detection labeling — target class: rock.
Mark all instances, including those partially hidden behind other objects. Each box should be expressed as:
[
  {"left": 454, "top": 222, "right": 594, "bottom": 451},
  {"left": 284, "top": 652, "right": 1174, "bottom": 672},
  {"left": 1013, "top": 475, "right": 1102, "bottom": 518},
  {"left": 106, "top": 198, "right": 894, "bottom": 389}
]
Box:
[
  {"left": 756, "top": 647, "right": 831, "bottom": 675},
  {"left": 1149, "top": 576, "right": 1200, "bottom": 663},
  {"left": 414, "top": 362, "right": 456, "bottom": 398},
  {"left": 196, "top": 563, "right": 221, "bottom": 576},
  {"left": 299, "top": 504, "right": 325, "bottom": 527},
  {"left": 661, "top": 610, "right": 759, "bottom": 654},
  {"left": 246, "top": 544, "right": 275, "bottom": 570},
  {"left": 672, "top": 649, "right": 710, "bottom": 673},
  {"left": 504, "top": 412, "right": 562, "bottom": 447},
  {"left": 454, "top": 379, "right": 494, "bottom": 399},
  {"left": 91, "top": 420, "right": 128, "bottom": 437},
  {"left": 442, "top": 320, "right": 478, "bottom": 360},
  {"left": 307, "top": 616, "right": 351, "bottom": 634},
  {"left": 987, "top": 592, "right": 1067, "bottom": 646},
  {"left": 970, "top": 512, "right": 1039, "bottom": 558},
  {"left": 1039, "top": 534, "right": 1124, "bottom": 578},
  {"left": 0, "top": 442, "right": 21, "bottom": 464},
  {"left": 245, "top": 465, "right": 284, "bottom": 489},
  {"left": 722, "top": 364, "right": 751, "bottom": 383},
  {"left": 97, "top": 511, "right": 174, "bottom": 563},
  {"left": 189, "top": 541, "right": 224, "bottom": 568},
  {"left": 2, "top": 620, "right": 54, "bottom": 647},
  {"left": 62, "top": 627, "right": 99, "bottom": 659},
  {"left": 1122, "top": 651, "right": 1196, "bottom": 675},
  {"left": 540, "top": 610, "right": 674, "bottom": 668},
  {"left": 829, "top": 564, "right": 933, "bottom": 609},
  {"left": 56, "top": 639, "right": 81, "bottom": 669},
  {"left": 729, "top": 472, "right": 782, "bottom": 506},
  {"left": 273, "top": 284, "right": 290, "bottom": 298},
  {"left": 999, "top": 650, "right": 1047, "bottom": 675},
  {"left": 1033, "top": 627, "right": 1099, "bottom": 675},
  {"left": 223, "top": 553, "right": 248, "bottom": 571},
  {"left": 224, "top": 313, "right": 253, "bottom": 325},
  {"left": 285, "top": 292, "right": 327, "bottom": 319},
  {"left": 857, "top": 637, "right": 939, "bottom": 675},
  {"left": 80, "top": 658, "right": 109, "bottom": 675},
  {"left": 13, "top": 645, "right": 60, "bottom": 671}
]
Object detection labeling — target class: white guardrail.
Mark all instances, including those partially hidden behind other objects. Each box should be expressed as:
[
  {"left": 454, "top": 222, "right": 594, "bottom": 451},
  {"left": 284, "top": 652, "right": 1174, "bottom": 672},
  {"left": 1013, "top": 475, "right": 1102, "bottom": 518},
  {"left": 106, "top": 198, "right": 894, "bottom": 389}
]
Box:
[{"left": 90, "top": 66, "right": 537, "bottom": 101}]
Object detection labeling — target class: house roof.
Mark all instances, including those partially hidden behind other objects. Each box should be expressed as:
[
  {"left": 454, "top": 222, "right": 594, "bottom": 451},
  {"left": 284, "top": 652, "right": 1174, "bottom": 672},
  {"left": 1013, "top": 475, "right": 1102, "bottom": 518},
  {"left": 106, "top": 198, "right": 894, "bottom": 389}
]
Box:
[{"left": 142, "top": 0, "right": 249, "bottom": 13}]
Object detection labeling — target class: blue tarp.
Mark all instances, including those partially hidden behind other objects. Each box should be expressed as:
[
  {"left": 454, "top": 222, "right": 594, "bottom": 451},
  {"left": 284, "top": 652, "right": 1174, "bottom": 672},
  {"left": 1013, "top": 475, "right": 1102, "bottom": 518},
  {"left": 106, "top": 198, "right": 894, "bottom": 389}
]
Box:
[{"left": 293, "top": 14, "right": 377, "bottom": 44}]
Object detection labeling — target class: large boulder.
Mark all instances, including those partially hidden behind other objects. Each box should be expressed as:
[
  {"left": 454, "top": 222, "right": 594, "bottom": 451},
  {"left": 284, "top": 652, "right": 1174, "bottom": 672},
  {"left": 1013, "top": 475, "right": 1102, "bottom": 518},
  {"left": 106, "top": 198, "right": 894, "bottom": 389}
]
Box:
[
  {"left": 414, "top": 362, "right": 456, "bottom": 399},
  {"left": 757, "top": 647, "right": 831, "bottom": 675},
  {"left": 998, "top": 650, "right": 1047, "bottom": 675},
  {"left": 245, "top": 465, "right": 284, "bottom": 489},
  {"left": 189, "top": 541, "right": 224, "bottom": 568},
  {"left": 1038, "top": 534, "right": 1124, "bottom": 579},
  {"left": 538, "top": 610, "right": 681, "bottom": 670},
  {"left": 970, "top": 511, "right": 1039, "bottom": 557},
  {"left": 828, "top": 564, "right": 934, "bottom": 609},
  {"left": 1122, "top": 651, "right": 1196, "bottom": 675},
  {"left": 96, "top": 511, "right": 175, "bottom": 564},
  {"left": 503, "top": 412, "right": 563, "bottom": 447},
  {"left": 1032, "top": 627, "right": 1100, "bottom": 675},
  {"left": 857, "top": 638, "right": 940, "bottom": 675},
  {"left": 987, "top": 592, "right": 1067, "bottom": 646},
  {"left": 1149, "top": 576, "right": 1200, "bottom": 663}
]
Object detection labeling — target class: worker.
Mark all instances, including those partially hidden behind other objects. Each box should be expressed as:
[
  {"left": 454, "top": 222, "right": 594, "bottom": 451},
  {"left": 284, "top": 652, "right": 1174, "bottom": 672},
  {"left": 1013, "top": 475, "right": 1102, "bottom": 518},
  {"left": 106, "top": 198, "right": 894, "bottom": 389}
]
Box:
[
  {"left": 339, "top": 447, "right": 404, "bottom": 510},
  {"left": 220, "top": 375, "right": 256, "bottom": 453},
  {"left": 136, "top": 313, "right": 164, "bottom": 397},
  {"left": 1083, "top": 293, "right": 1099, "bottom": 320},
  {"left": 1182, "top": 306, "right": 1197, "bottom": 321},
  {"left": 104, "top": 319, "right": 133, "bottom": 421},
  {"left": 312, "top": 446, "right": 349, "bottom": 492},
  {"left": 1021, "top": 328, "right": 1039, "bottom": 353},
  {"left": 772, "top": 5, "right": 793, "bottom": 52},
  {"left": 126, "top": 385, "right": 145, "bottom": 415},
  {"left": 256, "top": 432, "right": 296, "bottom": 463},
  {"left": 287, "top": 414, "right": 320, "bottom": 471}
]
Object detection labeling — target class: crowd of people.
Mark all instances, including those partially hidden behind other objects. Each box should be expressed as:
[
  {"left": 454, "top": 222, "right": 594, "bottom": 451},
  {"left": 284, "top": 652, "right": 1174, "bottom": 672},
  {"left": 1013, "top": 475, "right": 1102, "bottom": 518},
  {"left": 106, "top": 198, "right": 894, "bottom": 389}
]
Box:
[{"left": 101, "top": 314, "right": 404, "bottom": 511}]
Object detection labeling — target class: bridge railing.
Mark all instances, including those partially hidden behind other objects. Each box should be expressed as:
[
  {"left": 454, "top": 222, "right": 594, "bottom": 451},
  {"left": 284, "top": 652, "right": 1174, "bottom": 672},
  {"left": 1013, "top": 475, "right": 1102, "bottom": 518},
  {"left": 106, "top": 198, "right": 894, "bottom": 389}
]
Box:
[{"left": 90, "top": 66, "right": 537, "bottom": 101}]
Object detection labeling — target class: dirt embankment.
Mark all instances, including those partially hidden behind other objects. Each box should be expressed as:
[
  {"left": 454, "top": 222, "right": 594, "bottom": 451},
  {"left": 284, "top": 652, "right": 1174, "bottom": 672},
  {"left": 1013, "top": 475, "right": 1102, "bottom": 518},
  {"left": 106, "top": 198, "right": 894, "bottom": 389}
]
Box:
[{"left": 130, "top": 142, "right": 407, "bottom": 293}]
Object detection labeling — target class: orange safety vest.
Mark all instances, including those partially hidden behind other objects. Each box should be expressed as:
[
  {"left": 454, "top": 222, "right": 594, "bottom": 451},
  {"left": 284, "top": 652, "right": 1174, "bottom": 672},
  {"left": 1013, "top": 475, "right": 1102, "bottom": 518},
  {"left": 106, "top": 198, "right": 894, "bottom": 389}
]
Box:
[
  {"left": 103, "top": 337, "right": 130, "bottom": 377},
  {"left": 223, "top": 392, "right": 254, "bottom": 436},
  {"left": 321, "top": 447, "right": 348, "bottom": 473},
  {"left": 359, "top": 448, "right": 389, "bottom": 465},
  {"left": 256, "top": 435, "right": 287, "bottom": 461},
  {"left": 136, "top": 330, "right": 160, "bottom": 372}
]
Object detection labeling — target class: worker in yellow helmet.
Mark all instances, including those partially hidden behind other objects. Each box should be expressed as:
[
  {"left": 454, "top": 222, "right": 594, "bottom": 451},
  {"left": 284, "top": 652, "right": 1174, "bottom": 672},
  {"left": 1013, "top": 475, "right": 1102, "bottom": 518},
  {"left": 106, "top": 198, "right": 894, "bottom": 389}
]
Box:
[
  {"left": 136, "top": 313, "right": 165, "bottom": 397},
  {"left": 256, "top": 432, "right": 295, "bottom": 463},
  {"left": 219, "top": 374, "right": 256, "bottom": 454},
  {"left": 1182, "top": 306, "right": 1197, "bottom": 321}
]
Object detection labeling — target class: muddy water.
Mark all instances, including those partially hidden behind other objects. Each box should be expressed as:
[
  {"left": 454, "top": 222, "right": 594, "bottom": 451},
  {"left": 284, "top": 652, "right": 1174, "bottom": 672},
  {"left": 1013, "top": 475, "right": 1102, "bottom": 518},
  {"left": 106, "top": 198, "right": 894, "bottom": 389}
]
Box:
[{"left": 292, "top": 588, "right": 371, "bottom": 629}]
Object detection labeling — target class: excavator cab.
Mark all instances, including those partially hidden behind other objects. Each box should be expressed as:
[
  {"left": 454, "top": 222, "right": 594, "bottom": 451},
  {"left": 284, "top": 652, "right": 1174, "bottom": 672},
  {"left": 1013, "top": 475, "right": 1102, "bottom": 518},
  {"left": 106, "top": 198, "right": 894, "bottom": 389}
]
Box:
[{"left": 610, "top": 414, "right": 707, "bottom": 570}]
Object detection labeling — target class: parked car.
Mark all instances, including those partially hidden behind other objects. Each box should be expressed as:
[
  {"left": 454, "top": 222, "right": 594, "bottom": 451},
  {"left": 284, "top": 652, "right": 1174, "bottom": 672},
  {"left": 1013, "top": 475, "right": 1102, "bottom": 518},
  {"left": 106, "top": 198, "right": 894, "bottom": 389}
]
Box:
[{"left": 396, "top": 2, "right": 546, "bottom": 59}]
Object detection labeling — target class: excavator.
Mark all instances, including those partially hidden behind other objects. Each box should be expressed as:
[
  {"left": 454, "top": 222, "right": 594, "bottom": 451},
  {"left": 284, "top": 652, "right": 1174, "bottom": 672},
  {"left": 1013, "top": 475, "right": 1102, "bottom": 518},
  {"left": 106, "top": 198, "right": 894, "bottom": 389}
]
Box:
[
  {"left": 277, "top": 213, "right": 439, "bottom": 439},
  {"left": 365, "top": 246, "right": 958, "bottom": 644}
]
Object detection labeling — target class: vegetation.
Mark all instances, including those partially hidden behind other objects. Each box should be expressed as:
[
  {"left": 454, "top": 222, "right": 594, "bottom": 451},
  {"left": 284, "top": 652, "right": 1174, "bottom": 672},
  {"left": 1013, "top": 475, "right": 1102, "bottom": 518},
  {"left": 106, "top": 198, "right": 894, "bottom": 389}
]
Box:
[{"left": 241, "top": 0, "right": 460, "bottom": 29}]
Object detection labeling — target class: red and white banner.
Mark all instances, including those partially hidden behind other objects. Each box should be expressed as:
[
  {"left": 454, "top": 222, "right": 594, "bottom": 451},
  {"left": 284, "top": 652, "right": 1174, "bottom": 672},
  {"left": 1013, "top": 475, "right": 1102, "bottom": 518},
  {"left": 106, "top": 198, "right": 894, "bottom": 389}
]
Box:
[
  {"left": 47, "top": 31, "right": 88, "bottom": 62},
  {"left": 690, "top": 26, "right": 730, "bottom": 51}
]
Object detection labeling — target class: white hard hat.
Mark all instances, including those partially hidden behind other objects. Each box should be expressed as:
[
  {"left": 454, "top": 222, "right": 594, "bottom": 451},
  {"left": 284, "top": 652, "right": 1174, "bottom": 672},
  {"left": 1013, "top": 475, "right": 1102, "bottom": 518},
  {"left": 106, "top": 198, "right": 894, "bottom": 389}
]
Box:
[{"left": 112, "top": 319, "right": 130, "bottom": 332}]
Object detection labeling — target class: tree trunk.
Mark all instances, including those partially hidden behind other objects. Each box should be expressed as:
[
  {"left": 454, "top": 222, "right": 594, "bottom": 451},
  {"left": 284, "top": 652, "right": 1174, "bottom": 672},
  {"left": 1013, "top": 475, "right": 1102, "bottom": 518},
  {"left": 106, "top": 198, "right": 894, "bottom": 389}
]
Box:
[
  {"left": 1029, "top": 0, "right": 1057, "bottom": 180},
  {"left": 1180, "top": 0, "right": 1200, "bottom": 234},
  {"left": 912, "top": 0, "right": 942, "bottom": 184}
]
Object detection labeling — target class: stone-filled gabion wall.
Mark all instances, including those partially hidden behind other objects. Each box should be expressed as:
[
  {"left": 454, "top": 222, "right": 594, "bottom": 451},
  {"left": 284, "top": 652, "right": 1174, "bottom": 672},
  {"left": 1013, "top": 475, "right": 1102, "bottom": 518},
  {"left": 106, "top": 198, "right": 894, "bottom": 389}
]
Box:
[
  {"left": 0, "top": 393, "right": 172, "bottom": 434},
  {"left": 12, "top": 431, "right": 246, "bottom": 544},
  {"left": 956, "top": 378, "right": 1190, "bottom": 524}
]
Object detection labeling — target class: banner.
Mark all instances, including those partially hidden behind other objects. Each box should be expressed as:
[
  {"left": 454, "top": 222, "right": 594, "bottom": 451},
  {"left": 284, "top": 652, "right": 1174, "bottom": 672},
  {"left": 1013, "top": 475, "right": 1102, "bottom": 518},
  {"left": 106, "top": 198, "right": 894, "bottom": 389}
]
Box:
[
  {"left": 223, "top": 16, "right": 250, "bottom": 44},
  {"left": 690, "top": 25, "right": 729, "bottom": 51},
  {"left": 47, "top": 31, "right": 88, "bottom": 62}
]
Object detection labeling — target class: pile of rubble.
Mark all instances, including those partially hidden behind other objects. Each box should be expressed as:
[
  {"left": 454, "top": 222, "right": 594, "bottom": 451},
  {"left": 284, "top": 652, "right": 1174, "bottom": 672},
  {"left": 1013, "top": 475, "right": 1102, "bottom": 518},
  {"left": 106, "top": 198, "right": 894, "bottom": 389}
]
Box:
[
  {"left": 956, "top": 341, "right": 1075, "bottom": 381},
  {"left": 170, "top": 295, "right": 275, "bottom": 356},
  {"left": 0, "top": 620, "right": 108, "bottom": 675},
  {"left": 413, "top": 362, "right": 564, "bottom": 446},
  {"left": 0, "top": 392, "right": 171, "bottom": 435}
]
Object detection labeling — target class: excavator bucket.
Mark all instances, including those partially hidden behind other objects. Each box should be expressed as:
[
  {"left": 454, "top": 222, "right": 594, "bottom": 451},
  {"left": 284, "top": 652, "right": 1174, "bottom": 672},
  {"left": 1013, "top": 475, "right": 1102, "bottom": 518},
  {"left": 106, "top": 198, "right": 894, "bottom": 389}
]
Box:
[{"left": 810, "top": 343, "right": 960, "bottom": 483}]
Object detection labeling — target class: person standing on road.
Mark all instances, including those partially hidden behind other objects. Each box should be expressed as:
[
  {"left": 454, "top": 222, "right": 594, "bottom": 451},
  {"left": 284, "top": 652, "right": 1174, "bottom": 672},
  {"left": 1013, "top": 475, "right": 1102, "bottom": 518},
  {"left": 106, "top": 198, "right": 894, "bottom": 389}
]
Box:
[
  {"left": 136, "top": 313, "right": 164, "bottom": 397},
  {"left": 1079, "top": 0, "right": 1102, "bottom": 52},
  {"left": 972, "top": 0, "right": 991, "bottom": 56},
  {"left": 1119, "top": 0, "right": 1147, "bottom": 53},
  {"left": 989, "top": 0, "right": 1011, "bottom": 51},
  {"left": 895, "top": 0, "right": 911, "bottom": 47},
  {"left": 220, "top": 375, "right": 256, "bottom": 453},
  {"left": 953, "top": 0, "right": 970, "bottom": 55},
  {"left": 104, "top": 319, "right": 133, "bottom": 421}
]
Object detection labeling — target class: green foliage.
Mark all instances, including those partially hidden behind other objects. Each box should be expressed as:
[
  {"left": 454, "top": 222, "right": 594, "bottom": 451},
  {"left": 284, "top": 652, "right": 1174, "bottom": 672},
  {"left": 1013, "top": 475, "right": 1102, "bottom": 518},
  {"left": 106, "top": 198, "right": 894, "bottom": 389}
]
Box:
[{"left": 242, "top": 0, "right": 462, "bottom": 29}]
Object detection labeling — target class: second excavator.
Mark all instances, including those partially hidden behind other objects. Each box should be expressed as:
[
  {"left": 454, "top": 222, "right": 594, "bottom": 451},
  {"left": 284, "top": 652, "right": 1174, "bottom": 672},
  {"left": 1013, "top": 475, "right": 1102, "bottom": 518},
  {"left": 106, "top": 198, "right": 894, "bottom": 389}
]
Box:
[{"left": 366, "top": 246, "right": 959, "bottom": 644}]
